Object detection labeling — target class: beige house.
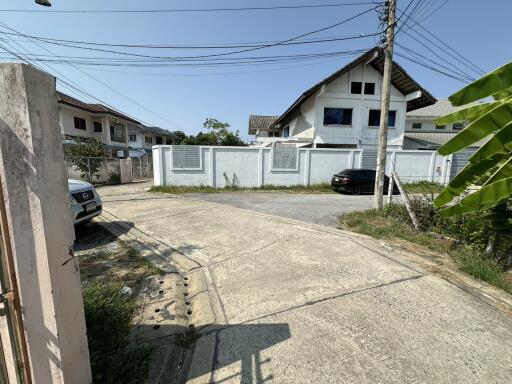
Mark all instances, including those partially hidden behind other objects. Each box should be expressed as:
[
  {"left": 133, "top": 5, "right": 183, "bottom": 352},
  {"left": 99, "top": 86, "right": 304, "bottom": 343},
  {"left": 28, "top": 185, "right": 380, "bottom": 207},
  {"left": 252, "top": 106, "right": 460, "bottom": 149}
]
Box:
[{"left": 57, "top": 92, "right": 140, "bottom": 158}]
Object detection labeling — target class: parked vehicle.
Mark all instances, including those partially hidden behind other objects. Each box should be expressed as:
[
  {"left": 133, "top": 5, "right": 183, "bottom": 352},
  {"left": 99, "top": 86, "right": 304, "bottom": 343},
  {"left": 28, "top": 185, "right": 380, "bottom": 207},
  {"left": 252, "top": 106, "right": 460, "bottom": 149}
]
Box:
[
  {"left": 68, "top": 179, "right": 102, "bottom": 225},
  {"left": 331, "top": 169, "right": 398, "bottom": 195}
]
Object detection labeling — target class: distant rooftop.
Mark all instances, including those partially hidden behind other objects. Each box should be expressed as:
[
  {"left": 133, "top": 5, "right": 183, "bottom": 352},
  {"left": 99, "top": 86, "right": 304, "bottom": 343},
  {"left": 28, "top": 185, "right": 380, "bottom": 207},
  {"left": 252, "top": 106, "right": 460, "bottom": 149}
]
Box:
[
  {"left": 248, "top": 115, "right": 278, "bottom": 135},
  {"left": 406, "top": 99, "right": 480, "bottom": 118}
]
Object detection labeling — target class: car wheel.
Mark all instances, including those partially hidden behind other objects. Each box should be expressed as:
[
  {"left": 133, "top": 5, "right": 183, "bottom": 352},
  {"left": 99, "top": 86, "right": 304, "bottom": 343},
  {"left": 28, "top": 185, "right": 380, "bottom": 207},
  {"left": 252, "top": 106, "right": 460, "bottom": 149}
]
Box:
[{"left": 352, "top": 186, "right": 361, "bottom": 195}]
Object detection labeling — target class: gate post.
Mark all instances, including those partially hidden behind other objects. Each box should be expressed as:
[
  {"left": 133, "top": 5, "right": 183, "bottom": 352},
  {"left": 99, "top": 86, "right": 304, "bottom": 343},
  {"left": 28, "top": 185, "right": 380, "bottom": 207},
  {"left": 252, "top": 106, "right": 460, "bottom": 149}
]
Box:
[{"left": 0, "top": 64, "right": 91, "bottom": 383}]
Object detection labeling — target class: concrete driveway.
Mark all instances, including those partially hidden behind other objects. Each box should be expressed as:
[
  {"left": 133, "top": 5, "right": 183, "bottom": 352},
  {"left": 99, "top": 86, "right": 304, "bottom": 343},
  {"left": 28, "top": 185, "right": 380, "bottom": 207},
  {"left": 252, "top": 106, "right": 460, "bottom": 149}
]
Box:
[
  {"left": 183, "top": 192, "right": 376, "bottom": 227},
  {"left": 97, "top": 183, "right": 512, "bottom": 384}
]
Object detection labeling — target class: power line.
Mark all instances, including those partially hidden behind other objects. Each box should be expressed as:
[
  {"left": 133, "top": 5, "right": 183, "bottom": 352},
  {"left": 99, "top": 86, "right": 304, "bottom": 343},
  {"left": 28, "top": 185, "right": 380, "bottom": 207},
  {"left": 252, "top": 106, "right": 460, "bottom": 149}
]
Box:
[
  {"left": 0, "top": 30, "right": 379, "bottom": 50},
  {"left": 395, "top": 42, "right": 473, "bottom": 81},
  {"left": 0, "top": 6, "right": 378, "bottom": 61},
  {"left": 394, "top": 52, "right": 469, "bottom": 83},
  {"left": 400, "top": 28, "right": 476, "bottom": 81},
  {"left": 0, "top": 2, "right": 384, "bottom": 13},
  {"left": 0, "top": 21, "right": 178, "bottom": 127},
  {"left": 396, "top": 8, "right": 485, "bottom": 76}
]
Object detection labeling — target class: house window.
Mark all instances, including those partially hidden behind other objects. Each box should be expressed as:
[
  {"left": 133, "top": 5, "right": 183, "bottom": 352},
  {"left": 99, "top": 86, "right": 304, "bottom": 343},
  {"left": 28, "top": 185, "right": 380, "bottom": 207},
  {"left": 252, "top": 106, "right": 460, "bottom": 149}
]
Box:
[
  {"left": 436, "top": 124, "right": 446, "bottom": 129},
  {"left": 323, "top": 108, "right": 353, "bottom": 126},
  {"left": 350, "top": 82, "right": 362, "bottom": 94},
  {"left": 412, "top": 122, "right": 422, "bottom": 129},
  {"left": 453, "top": 123, "right": 464, "bottom": 130},
  {"left": 110, "top": 125, "right": 125, "bottom": 143},
  {"left": 156, "top": 136, "right": 163, "bottom": 145},
  {"left": 368, "top": 110, "right": 396, "bottom": 127},
  {"left": 364, "top": 82, "right": 375, "bottom": 95},
  {"left": 129, "top": 134, "right": 137, "bottom": 142},
  {"left": 283, "top": 126, "right": 290, "bottom": 138},
  {"left": 145, "top": 136, "right": 153, "bottom": 144},
  {"left": 73, "top": 116, "right": 86, "bottom": 130},
  {"left": 93, "top": 121, "right": 103, "bottom": 132}
]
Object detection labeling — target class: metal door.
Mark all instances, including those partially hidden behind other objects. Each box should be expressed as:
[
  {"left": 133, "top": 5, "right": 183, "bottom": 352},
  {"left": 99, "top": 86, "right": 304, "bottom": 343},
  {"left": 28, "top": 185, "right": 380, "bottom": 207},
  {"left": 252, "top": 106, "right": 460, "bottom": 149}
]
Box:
[{"left": 0, "top": 179, "right": 31, "bottom": 384}]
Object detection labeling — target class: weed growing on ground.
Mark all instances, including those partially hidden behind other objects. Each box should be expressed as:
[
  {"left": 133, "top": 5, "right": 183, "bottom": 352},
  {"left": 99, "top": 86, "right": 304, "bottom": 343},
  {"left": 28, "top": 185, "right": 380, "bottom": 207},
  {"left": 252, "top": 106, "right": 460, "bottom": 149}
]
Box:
[
  {"left": 83, "top": 281, "right": 152, "bottom": 384},
  {"left": 403, "top": 181, "right": 444, "bottom": 194},
  {"left": 150, "top": 183, "right": 334, "bottom": 194},
  {"left": 341, "top": 198, "right": 512, "bottom": 294}
]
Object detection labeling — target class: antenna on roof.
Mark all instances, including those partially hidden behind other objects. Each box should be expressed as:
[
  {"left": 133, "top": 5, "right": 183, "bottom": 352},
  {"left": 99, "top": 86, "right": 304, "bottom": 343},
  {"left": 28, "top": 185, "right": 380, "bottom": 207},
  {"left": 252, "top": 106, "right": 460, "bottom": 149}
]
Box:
[{"left": 35, "top": 0, "right": 51, "bottom": 6}]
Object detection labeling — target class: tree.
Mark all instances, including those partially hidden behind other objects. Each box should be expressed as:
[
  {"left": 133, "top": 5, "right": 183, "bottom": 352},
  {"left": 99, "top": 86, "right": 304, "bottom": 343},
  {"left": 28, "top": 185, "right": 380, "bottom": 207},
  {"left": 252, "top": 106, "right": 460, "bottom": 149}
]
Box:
[
  {"left": 180, "top": 118, "right": 246, "bottom": 146},
  {"left": 169, "top": 130, "right": 186, "bottom": 145},
  {"left": 434, "top": 61, "right": 512, "bottom": 217},
  {"left": 202, "top": 118, "right": 245, "bottom": 146},
  {"left": 64, "top": 138, "right": 105, "bottom": 181}
]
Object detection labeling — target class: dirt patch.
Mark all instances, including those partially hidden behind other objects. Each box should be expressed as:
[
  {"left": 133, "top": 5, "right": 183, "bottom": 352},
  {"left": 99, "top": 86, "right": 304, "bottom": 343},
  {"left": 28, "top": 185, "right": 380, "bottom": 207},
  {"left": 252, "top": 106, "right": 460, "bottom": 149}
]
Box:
[{"left": 74, "top": 223, "right": 162, "bottom": 291}]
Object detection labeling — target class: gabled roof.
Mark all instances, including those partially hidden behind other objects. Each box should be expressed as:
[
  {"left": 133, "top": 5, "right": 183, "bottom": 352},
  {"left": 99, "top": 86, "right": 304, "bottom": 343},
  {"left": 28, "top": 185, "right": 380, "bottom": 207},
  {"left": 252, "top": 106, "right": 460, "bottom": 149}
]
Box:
[
  {"left": 57, "top": 91, "right": 140, "bottom": 124},
  {"left": 248, "top": 115, "right": 279, "bottom": 135},
  {"left": 271, "top": 47, "right": 437, "bottom": 129},
  {"left": 406, "top": 99, "right": 480, "bottom": 118},
  {"left": 144, "top": 126, "right": 171, "bottom": 136}
]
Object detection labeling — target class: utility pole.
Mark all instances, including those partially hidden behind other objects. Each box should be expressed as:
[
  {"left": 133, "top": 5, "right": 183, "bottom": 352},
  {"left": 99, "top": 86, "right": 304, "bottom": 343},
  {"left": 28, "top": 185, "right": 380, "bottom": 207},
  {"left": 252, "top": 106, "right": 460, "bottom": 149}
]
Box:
[{"left": 373, "top": 0, "right": 396, "bottom": 209}]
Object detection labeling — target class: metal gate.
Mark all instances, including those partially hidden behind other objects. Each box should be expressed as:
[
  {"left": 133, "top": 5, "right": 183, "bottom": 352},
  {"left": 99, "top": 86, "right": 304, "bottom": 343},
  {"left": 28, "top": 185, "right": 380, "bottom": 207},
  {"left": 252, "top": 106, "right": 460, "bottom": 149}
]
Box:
[
  {"left": 0, "top": 179, "right": 31, "bottom": 384},
  {"left": 450, "top": 148, "right": 477, "bottom": 180},
  {"left": 131, "top": 155, "right": 153, "bottom": 181}
]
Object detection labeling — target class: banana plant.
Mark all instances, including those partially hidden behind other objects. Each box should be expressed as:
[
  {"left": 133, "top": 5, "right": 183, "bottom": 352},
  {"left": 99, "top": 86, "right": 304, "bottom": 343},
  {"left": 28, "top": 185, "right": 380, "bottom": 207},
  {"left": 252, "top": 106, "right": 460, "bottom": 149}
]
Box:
[{"left": 434, "top": 61, "right": 512, "bottom": 217}]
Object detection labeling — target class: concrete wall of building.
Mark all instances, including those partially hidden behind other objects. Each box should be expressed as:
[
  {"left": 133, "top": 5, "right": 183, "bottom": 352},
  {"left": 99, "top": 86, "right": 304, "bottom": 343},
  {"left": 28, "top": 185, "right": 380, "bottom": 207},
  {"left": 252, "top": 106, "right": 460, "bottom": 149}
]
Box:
[
  {"left": 405, "top": 116, "right": 465, "bottom": 132},
  {"left": 0, "top": 64, "right": 91, "bottom": 383}
]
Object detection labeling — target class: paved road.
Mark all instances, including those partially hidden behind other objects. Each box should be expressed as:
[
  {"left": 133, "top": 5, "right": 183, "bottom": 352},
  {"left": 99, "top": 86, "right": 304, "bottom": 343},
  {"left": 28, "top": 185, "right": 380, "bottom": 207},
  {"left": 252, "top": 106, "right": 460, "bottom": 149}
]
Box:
[
  {"left": 98, "top": 183, "right": 512, "bottom": 384},
  {"left": 183, "top": 192, "right": 377, "bottom": 227}
]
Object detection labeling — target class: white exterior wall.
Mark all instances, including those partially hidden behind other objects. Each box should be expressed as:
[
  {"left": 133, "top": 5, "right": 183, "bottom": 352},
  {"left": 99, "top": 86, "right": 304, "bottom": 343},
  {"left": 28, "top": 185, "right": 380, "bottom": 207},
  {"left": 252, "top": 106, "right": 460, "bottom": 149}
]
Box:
[
  {"left": 154, "top": 145, "right": 451, "bottom": 187},
  {"left": 405, "top": 116, "right": 464, "bottom": 132},
  {"left": 279, "top": 64, "right": 407, "bottom": 149},
  {"left": 153, "top": 146, "right": 363, "bottom": 187},
  {"left": 59, "top": 106, "right": 129, "bottom": 147}
]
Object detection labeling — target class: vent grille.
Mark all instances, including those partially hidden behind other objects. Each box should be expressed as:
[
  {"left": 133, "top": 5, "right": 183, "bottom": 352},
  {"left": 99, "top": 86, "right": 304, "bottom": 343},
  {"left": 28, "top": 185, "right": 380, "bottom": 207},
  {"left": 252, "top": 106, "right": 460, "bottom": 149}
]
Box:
[
  {"left": 272, "top": 147, "right": 298, "bottom": 170},
  {"left": 362, "top": 150, "right": 378, "bottom": 169},
  {"left": 172, "top": 146, "right": 201, "bottom": 169}
]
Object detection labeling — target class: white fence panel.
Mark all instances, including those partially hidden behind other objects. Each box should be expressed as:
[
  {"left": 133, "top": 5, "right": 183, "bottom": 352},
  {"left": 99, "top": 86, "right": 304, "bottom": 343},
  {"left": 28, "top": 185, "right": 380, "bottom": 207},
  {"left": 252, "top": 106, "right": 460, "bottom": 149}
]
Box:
[{"left": 152, "top": 145, "right": 451, "bottom": 188}]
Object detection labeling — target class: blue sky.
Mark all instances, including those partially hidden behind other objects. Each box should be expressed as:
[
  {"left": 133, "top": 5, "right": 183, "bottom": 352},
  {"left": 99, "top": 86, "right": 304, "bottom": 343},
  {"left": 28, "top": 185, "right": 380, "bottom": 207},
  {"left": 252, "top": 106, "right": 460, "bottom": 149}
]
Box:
[{"left": 0, "top": 0, "right": 510, "bottom": 139}]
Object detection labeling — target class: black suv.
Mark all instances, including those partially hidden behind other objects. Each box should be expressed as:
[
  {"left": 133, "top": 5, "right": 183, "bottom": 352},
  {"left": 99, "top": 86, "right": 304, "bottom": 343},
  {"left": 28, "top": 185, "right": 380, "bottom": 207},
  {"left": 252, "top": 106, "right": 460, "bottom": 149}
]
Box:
[{"left": 331, "top": 169, "right": 398, "bottom": 195}]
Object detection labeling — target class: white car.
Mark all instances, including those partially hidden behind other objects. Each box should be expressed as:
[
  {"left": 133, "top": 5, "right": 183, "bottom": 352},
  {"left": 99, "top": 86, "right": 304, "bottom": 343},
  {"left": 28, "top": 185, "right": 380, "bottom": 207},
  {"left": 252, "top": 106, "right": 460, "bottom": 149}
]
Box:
[{"left": 68, "top": 179, "right": 103, "bottom": 225}]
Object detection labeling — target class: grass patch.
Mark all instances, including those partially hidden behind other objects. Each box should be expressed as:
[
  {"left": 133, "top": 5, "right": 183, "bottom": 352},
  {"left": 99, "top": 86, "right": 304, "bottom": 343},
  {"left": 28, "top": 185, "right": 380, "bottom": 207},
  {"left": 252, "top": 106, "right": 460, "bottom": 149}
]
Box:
[
  {"left": 403, "top": 181, "right": 444, "bottom": 194},
  {"left": 150, "top": 183, "right": 334, "bottom": 194},
  {"left": 341, "top": 205, "right": 512, "bottom": 294},
  {"left": 75, "top": 224, "right": 163, "bottom": 383}
]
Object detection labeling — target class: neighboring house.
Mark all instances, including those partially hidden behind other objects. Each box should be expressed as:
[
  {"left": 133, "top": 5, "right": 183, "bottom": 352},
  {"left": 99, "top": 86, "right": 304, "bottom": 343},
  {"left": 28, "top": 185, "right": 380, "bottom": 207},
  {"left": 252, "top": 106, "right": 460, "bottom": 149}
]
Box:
[
  {"left": 248, "top": 47, "right": 436, "bottom": 149},
  {"left": 127, "top": 125, "right": 173, "bottom": 155},
  {"left": 58, "top": 92, "right": 140, "bottom": 158},
  {"left": 404, "top": 99, "right": 482, "bottom": 150}
]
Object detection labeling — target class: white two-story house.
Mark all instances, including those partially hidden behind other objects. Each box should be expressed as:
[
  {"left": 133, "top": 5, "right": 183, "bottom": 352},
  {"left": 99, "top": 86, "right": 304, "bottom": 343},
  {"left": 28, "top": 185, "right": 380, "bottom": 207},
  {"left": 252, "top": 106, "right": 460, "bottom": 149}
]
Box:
[
  {"left": 403, "top": 99, "right": 483, "bottom": 150},
  {"left": 248, "top": 47, "right": 436, "bottom": 150},
  {"left": 127, "top": 125, "right": 173, "bottom": 155},
  {"left": 58, "top": 92, "right": 140, "bottom": 158}
]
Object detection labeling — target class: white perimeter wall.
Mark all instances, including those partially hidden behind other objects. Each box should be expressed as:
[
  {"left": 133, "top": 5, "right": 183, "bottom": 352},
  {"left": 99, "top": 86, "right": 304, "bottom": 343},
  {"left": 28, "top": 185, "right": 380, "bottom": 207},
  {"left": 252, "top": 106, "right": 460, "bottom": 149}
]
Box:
[{"left": 153, "top": 146, "right": 452, "bottom": 187}]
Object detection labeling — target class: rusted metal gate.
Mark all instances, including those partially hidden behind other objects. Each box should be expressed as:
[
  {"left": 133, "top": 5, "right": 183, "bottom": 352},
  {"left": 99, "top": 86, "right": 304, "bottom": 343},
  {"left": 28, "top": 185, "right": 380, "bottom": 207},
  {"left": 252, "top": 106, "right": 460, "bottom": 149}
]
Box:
[
  {"left": 0, "top": 179, "right": 31, "bottom": 384},
  {"left": 131, "top": 155, "right": 153, "bottom": 181}
]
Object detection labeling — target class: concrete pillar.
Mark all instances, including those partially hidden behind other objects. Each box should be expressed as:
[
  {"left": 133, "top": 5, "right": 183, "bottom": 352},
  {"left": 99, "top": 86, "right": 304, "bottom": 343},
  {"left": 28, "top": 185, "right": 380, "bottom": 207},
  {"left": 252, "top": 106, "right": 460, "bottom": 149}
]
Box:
[{"left": 0, "top": 64, "right": 91, "bottom": 383}]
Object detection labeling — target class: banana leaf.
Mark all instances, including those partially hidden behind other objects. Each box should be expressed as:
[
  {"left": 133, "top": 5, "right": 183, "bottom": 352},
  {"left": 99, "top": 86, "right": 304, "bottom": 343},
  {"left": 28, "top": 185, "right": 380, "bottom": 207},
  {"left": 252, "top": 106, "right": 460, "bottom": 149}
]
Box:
[
  {"left": 434, "top": 123, "right": 512, "bottom": 206},
  {"left": 493, "top": 86, "right": 512, "bottom": 100},
  {"left": 483, "top": 156, "right": 512, "bottom": 186},
  {"left": 438, "top": 101, "right": 512, "bottom": 155},
  {"left": 449, "top": 61, "right": 512, "bottom": 106},
  {"left": 434, "top": 155, "right": 505, "bottom": 207},
  {"left": 435, "top": 99, "right": 508, "bottom": 125},
  {"left": 439, "top": 177, "right": 512, "bottom": 217}
]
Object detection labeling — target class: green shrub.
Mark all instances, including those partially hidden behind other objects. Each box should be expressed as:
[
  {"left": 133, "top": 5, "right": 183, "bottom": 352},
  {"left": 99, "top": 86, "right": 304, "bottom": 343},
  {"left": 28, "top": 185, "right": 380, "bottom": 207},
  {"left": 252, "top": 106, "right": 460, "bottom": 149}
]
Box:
[
  {"left": 108, "top": 172, "right": 121, "bottom": 184},
  {"left": 83, "top": 281, "right": 151, "bottom": 383}
]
